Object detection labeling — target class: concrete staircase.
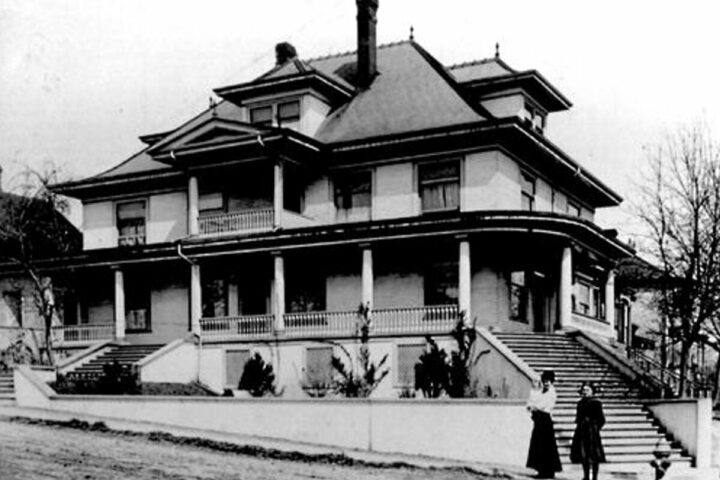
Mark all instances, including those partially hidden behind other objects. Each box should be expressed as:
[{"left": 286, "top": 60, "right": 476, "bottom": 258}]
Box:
[
  {"left": 0, "top": 370, "right": 14, "bottom": 404},
  {"left": 492, "top": 332, "right": 694, "bottom": 473},
  {"left": 66, "top": 344, "right": 163, "bottom": 378}
]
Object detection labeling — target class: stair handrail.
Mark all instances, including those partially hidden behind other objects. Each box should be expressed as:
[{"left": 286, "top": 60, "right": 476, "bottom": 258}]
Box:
[
  {"left": 56, "top": 339, "right": 117, "bottom": 375},
  {"left": 567, "top": 329, "right": 664, "bottom": 398},
  {"left": 628, "top": 347, "right": 712, "bottom": 398}
]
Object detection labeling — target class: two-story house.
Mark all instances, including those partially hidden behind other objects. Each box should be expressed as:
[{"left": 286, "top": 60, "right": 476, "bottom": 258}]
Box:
[{"left": 49, "top": 0, "right": 633, "bottom": 394}]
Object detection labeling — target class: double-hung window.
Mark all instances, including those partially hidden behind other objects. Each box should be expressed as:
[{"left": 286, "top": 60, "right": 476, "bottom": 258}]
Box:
[
  {"left": 419, "top": 160, "right": 460, "bottom": 212},
  {"left": 572, "top": 277, "right": 602, "bottom": 318},
  {"left": 249, "top": 100, "right": 300, "bottom": 128},
  {"left": 521, "top": 173, "right": 535, "bottom": 211},
  {"left": 249, "top": 105, "right": 273, "bottom": 126},
  {"left": 277, "top": 100, "right": 300, "bottom": 126},
  {"left": 117, "top": 200, "right": 146, "bottom": 246},
  {"left": 334, "top": 171, "right": 371, "bottom": 212}
]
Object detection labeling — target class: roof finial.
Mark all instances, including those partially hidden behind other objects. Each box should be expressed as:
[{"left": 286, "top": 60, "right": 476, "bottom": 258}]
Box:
[
  {"left": 209, "top": 97, "right": 217, "bottom": 116},
  {"left": 495, "top": 42, "right": 500, "bottom": 59},
  {"left": 409, "top": 25, "right": 414, "bottom": 41}
]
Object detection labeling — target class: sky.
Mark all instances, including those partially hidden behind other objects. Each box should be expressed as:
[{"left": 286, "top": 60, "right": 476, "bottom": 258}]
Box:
[{"left": 1, "top": 0, "right": 719, "bottom": 239}]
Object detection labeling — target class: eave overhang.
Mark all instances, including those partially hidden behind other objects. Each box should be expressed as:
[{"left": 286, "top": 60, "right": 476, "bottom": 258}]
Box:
[
  {"left": 4, "top": 211, "right": 633, "bottom": 274},
  {"left": 328, "top": 119, "right": 622, "bottom": 208},
  {"left": 462, "top": 71, "right": 572, "bottom": 112},
  {"left": 51, "top": 168, "right": 185, "bottom": 201},
  {"left": 214, "top": 71, "right": 354, "bottom": 106}
]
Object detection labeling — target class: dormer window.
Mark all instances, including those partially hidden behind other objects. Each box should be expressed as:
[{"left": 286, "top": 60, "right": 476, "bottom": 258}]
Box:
[
  {"left": 249, "top": 100, "right": 301, "bottom": 128},
  {"left": 250, "top": 106, "right": 273, "bottom": 126},
  {"left": 522, "top": 102, "right": 546, "bottom": 133}
]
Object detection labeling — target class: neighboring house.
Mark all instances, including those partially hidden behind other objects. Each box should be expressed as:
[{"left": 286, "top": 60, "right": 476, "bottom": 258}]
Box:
[
  {"left": 48, "top": 1, "right": 635, "bottom": 394},
  {"left": 0, "top": 168, "right": 82, "bottom": 360}
]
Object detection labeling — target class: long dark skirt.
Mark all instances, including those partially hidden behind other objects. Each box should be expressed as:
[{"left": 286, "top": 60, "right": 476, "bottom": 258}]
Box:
[
  {"left": 527, "top": 411, "right": 562, "bottom": 475},
  {"left": 570, "top": 420, "right": 606, "bottom": 464}
]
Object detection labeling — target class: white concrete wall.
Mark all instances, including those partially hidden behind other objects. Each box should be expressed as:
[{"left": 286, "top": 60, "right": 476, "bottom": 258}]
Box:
[
  {"left": 139, "top": 340, "right": 198, "bottom": 384},
  {"left": 326, "top": 274, "right": 361, "bottom": 311},
  {"left": 126, "top": 280, "right": 188, "bottom": 345},
  {"left": 373, "top": 273, "right": 423, "bottom": 309},
  {"left": 373, "top": 163, "right": 418, "bottom": 219},
  {"left": 464, "top": 151, "right": 520, "bottom": 211},
  {"left": 14, "top": 366, "right": 532, "bottom": 468},
  {"left": 83, "top": 201, "right": 115, "bottom": 250},
  {"left": 646, "top": 399, "right": 713, "bottom": 469},
  {"left": 535, "top": 177, "right": 553, "bottom": 212},
  {"left": 147, "top": 191, "right": 187, "bottom": 243},
  {"left": 303, "top": 175, "right": 333, "bottom": 224},
  {"left": 480, "top": 94, "right": 524, "bottom": 118}
]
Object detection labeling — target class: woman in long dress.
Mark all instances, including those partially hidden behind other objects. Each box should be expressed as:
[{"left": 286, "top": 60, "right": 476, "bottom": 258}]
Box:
[
  {"left": 570, "top": 382, "right": 606, "bottom": 480},
  {"left": 526, "top": 370, "right": 562, "bottom": 479}
]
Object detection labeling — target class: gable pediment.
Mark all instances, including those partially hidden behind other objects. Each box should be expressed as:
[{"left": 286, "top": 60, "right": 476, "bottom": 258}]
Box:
[{"left": 148, "top": 118, "right": 266, "bottom": 156}]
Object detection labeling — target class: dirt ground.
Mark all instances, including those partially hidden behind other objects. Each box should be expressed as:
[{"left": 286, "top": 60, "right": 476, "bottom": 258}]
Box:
[{"left": 0, "top": 417, "right": 508, "bottom": 480}]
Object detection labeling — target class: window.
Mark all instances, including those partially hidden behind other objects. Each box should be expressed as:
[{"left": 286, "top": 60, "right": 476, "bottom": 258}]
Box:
[
  {"left": 334, "top": 171, "right": 371, "bottom": 210},
  {"left": 225, "top": 349, "right": 251, "bottom": 387},
  {"left": 424, "top": 259, "right": 458, "bottom": 306},
  {"left": 419, "top": 160, "right": 460, "bottom": 212},
  {"left": 117, "top": 200, "right": 146, "bottom": 246},
  {"left": 397, "top": 344, "right": 425, "bottom": 386},
  {"left": 509, "top": 271, "right": 528, "bottom": 322},
  {"left": 249, "top": 106, "right": 273, "bottom": 126},
  {"left": 305, "top": 347, "right": 333, "bottom": 386},
  {"left": 572, "top": 277, "right": 603, "bottom": 318},
  {"left": 199, "top": 192, "right": 224, "bottom": 213},
  {"left": 2, "top": 291, "right": 22, "bottom": 327},
  {"left": 202, "top": 277, "right": 228, "bottom": 318},
  {"left": 567, "top": 202, "right": 581, "bottom": 217},
  {"left": 521, "top": 173, "right": 535, "bottom": 211},
  {"left": 125, "top": 273, "right": 150, "bottom": 332},
  {"left": 277, "top": 101, "right": 300, "bottom": 125}
]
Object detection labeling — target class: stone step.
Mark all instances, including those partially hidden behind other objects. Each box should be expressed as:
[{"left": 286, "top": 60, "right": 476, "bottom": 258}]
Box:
[
  {"left": 554, "top": 413, "right": 652, "bottom": 423},
  {"left": 560, "top": 452, "right": 691, "bottom": 465},
  {"left": 555, "top": 428, "right": 661, "bottom": 438},
  {"left": 557, "top": 444, "right": 683, "bottom": 456}
]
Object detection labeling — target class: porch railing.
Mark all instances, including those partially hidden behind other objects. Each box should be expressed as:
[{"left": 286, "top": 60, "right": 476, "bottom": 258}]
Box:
[
  {"left": 199, "top": 208, "right": 274, "bottom": 236},
  {"left": 199, "top": 314, "right": 274, "bottom": 341},
  {"left": 284, "top": 310, "right": 358, "bottom": 338},
  {"left": 199, "top": 305, "right": 461, "bottom": 342},
  {"left": 373, "top": 305, "right": 459, "bottom": 335},
  {"left": 628, "top": 348, "right": 713, "bottom": 398},
  {"left": 51, "top": 324, "right": 115, "bottom": 346}
]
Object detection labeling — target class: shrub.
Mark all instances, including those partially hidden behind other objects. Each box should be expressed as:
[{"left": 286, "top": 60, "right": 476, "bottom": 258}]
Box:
[
  {"left": 51, "top": 361, "right": 139, "bottom": 395},
  {"left": 331, "top": 303, "right": 389, "bottom": 398},
  {"left": 414, "top": 337, "right": 448, "bottom": 398},
  {"left": 238, "top": 353, "right": 280, "bottom": 397}
]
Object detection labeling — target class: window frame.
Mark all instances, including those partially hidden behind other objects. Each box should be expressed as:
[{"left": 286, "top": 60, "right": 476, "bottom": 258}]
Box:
[
  {"left": 249, "top": 105, "right": 273, "bottom": 126},
  {"left": 277, "top": 100, "right": 301, "bottom": 126},
  {"left": 333, "top": 170, "right": 372, "bottom": 212},
  {"left": 418, "top": 158, "right": 461, "bottom": 213},
  {"left": 508, "top": 270, "right": 529, "bottom": 323},
  {"left": 116, "top": 199, "right": 147, "bottom": 247},
  {"left": 520, "top": 172, "right": 536, "bottom": 211},
  {"left": 572, "top": 275, "right": 605, "bottom": 320}
]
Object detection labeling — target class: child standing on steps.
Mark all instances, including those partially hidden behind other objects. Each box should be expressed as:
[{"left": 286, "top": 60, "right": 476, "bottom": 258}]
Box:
[
  {"left": 526, "top": 370, "right": 562, "bottom": 479},
  {"left": 570, "top": 382, "right": 606, "bottom": 480}
]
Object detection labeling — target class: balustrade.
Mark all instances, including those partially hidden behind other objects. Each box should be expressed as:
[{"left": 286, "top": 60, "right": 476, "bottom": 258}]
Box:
[
  {"left": 198, "top": 209, "right": 274, "bottom": 236},
  {"left": 199, "top": 314, "right": 274, "bottom": 341},
  {"left": 52, "top": 324, "right": 115, "bottom": 346}
]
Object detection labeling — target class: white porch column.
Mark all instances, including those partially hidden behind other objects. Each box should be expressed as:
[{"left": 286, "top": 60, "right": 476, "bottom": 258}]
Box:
[
  {"left": 188, "top": 175, "right": 199, "bottom": 235},
  {"left": 459, "top": 238, "right": 472, "bottom": 324},
  {"left": 605, "top": 269, "right": 616, "bottom": 332},
  {"left": 190, "top": 263, "right": 202, "bottom": 334},
  {"left": 361, "top": 245, "right": 373, "bottom": 309},
  {"left": 559, "top": 246, "right": 573, "bottom": 330},
  {"left": 273, "top": 252, "right": 285, "bottom": 330},
  {"left": 273, "top": 162, "right": 284, "bottom": 228},
  {"left": 113, "top": 268, "right": 126, "bottom": 340}
]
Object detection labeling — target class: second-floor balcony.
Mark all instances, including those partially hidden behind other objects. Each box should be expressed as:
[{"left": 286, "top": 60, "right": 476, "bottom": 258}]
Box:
[
  {"left": 198, "top": 304, "right": 459, "bottom": 342},
  {"left": 199, "top": 208, "right": 275, "bottom": 236}
]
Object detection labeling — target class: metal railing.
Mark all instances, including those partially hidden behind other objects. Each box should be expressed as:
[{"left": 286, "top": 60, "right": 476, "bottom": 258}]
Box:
[
  {"left": 199, "top": 208, "right": 274, "bottom": 236},
  {"left": 628, "top": 348, "right": 713, "bottom": 398},
  {"left": 199, "top": 315, "right": 274, "bottom": 341},
  {"left": 199, "top": 305, "right": 461, "bottom": 342},
  {"left": 51, "top": 324, "right": 115, "bottom": 346}
]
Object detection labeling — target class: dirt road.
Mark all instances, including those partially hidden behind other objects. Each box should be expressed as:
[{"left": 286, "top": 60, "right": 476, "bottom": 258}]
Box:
[{"left": 0, "top": 417, "right": 504, "bottom": 480}]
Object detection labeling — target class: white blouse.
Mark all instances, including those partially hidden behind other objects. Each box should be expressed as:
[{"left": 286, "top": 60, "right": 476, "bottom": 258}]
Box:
[{"left": 527, "top": 385, "right": 557, "bottom": 414}]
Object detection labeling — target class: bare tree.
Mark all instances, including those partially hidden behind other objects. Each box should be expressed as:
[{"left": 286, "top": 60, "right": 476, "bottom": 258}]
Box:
[
  {"left": 0, "top": 165, "right": 80, "bottom": 365},
  {"left": 635, "top": 123, "right": 720, "bottom": 398}
]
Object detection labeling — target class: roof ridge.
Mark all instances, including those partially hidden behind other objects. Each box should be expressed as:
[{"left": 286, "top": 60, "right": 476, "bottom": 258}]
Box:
[
  {"left": 446, "top": 57, "right": 496, "bottom": 70},
  {"left": 305, "top": 39, "right": 411, "bottom": 63}
]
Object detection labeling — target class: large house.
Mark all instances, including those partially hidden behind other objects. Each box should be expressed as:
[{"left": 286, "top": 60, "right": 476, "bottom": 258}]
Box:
[{"left": 47, "top": 1, "right": 635, "bottom": 395}]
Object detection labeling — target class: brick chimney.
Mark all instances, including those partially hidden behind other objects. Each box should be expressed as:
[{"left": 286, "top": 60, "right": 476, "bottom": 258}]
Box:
[
  {"left": 275, "top": 42, "right": 297, "bottom": 66},
  {"left": 356, "top": 0, "right": 378, "bottom": 89}
]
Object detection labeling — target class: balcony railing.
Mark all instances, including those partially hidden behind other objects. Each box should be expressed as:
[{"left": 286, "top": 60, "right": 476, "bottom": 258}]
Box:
[
  {"left": 199, "top": 208, "right": 274, "bottom": 236},
  {"left": 118, "top": 234, "right": 146, "bottom": 247},
  {"left": 628, "top": 348, "right": 713, "bottom": 398},
  {"left": 199, "top": 314, "right": 274, "bottom": 341},
  {"left": 199, "top": 305, "right": 460, "bottom": 342},
  {"left": 52, "top": 324, "right": 115, "bottom": 347}
]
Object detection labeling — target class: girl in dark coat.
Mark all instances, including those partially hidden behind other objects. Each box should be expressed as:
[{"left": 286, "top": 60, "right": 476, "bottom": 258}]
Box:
[
  {"left": 526, "top": 370, "right": 562, "bottom": 479},
  {"left": 570, "top": 382, "right": 606, "bottom": 480}
]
